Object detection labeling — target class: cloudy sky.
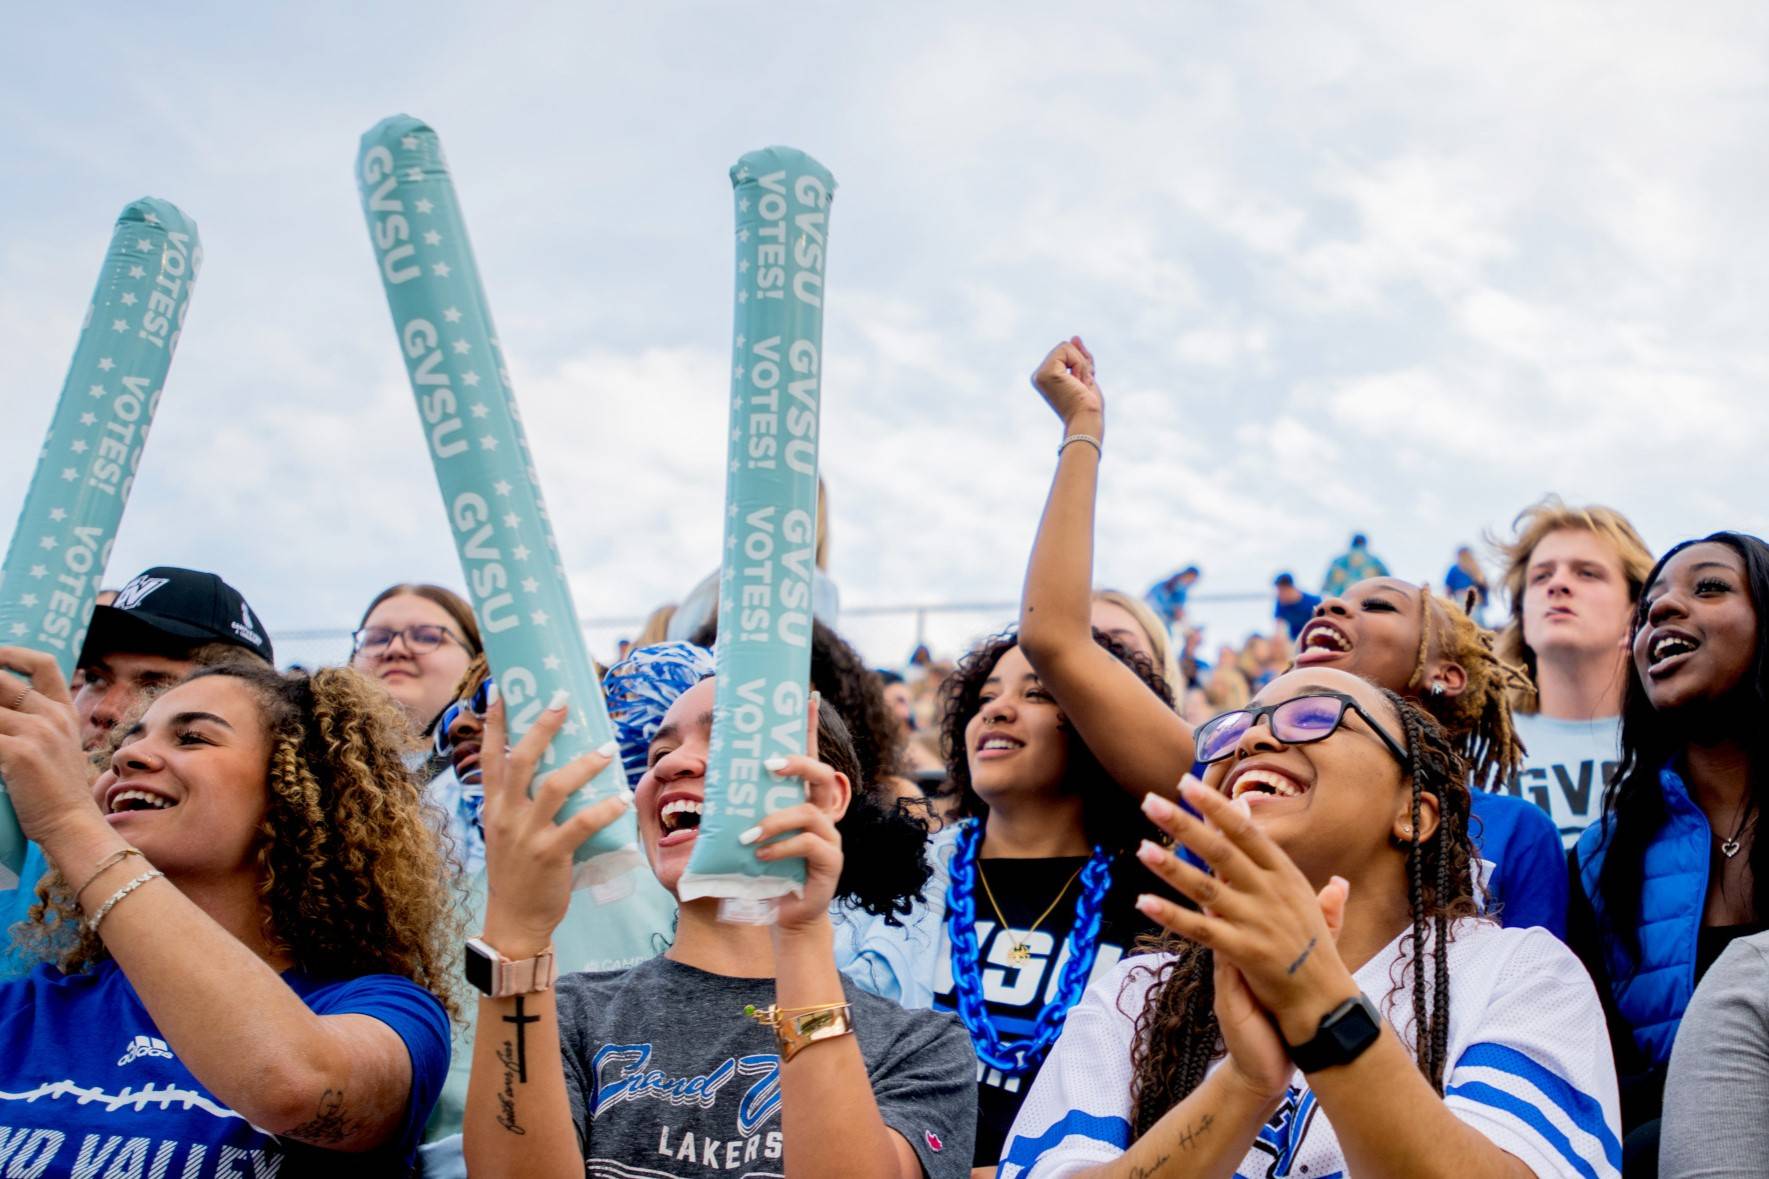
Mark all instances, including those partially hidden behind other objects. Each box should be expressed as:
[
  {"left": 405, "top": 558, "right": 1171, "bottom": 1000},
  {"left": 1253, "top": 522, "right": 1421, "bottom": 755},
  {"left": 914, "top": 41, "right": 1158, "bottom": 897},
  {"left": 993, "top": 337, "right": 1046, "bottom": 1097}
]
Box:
[{"left": 4, "top": 2, "right": 1766, "bottom": 668}]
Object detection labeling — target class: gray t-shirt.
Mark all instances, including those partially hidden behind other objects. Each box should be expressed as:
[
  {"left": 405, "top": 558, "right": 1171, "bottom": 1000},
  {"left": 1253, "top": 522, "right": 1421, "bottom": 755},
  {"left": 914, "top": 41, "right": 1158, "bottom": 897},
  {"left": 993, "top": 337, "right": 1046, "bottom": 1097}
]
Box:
[
  {"left": 1661, "top": 931, "right": 1769, "bottom": 1178},
  {"left": 1507, "top": 712, "right": 1622, "bottom": 847},
  {"left": 557, "top": 955, "right": 976, "bottom": 1178}
]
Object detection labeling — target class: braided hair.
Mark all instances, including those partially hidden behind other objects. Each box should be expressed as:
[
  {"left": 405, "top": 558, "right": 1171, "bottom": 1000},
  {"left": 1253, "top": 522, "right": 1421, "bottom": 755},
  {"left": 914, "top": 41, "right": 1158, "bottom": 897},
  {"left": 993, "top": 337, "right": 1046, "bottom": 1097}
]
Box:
[
  {"left": 1123, "top": 689, "right": 1478, "bottom": 1135},
  {"left": 1407, "top": 585, "right": 1530, "bottom": 793}
]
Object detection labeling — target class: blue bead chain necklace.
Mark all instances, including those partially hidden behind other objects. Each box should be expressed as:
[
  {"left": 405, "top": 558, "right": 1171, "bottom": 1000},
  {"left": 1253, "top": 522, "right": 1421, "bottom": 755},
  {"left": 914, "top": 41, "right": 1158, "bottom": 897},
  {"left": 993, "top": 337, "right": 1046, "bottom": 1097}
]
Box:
[{"left": 945, "top": 819, "right": 1113, "bottom": 1075}]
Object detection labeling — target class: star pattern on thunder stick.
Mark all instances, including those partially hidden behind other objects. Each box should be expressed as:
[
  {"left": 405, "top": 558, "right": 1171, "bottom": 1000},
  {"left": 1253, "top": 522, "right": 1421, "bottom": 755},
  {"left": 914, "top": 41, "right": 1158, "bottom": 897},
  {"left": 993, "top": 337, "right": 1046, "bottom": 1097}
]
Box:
[
  {"left": 97, "top": 358, "right": 114, "bottom": 371},
  {"left": 479, "top": 435, "right": 498, "bottom": 451},
  {"left": 432, "top": 262, "right": 452, "bottom": 278},
  {"left": 142, "top": 212, "right": 159, "bottom": 225},
  {"left": 511, "top": 544, "right": 531, "bottom": 561},
  {"left": 88, "top": 385, "right": 105, "bottom": 398},
  {"left": 521, "top": 578, "right": 539, "bottom": 594},
  {"left": 542, "top": 655, "right": 561, "bottom": 671},
  {"left": 737, "top": 228, "right": 750, "bottom": 243},
  {"left": 79, "top": 413, "right": 96, "bottom": 426},
  {"left": 18, "top": 594, "right": 36, "bottom": 608},
  {"left": 738, "top": 291, "right": 748, "bottom": 304},
  {"left": 119, "top": 292, "right": 137, "bottom": 306},
  {"left": 734, "top": 365, "right": 745, "bottom": 380},
  {"left": 452, "top": 340, "right": 470, "bottom": 354},
  {"left": 69, "top": 442, "right": 86, "bottom": 453},
  {"left": 736, "top": 165, "right": 751, "bottom": 182},
  {"left": 110, "top": 319, "right": 127, "bottom": 333},
  {"left": 28, "top": 566, "right": 46, "bottom": 579},
  {"left": 135, "top": 238, "right": 151, "bottom": 251},
  {"left": 462, "top": 372, "right": 481, "bottom": 387},
  {"left": 530, "top": 610, "right": 548, "bottom": 626},
  {"left": 738, "top": 259, "right": 750, "bottom": 273},
  {"left": 402, "top": 135, "right": 419, "bottom": 150},
  {"left": 415, "top": 198, "right": 434, "bottom": 214},
  {"left": 38, "top": 537, "right": 56, "bottom": 551},
  {"left": 405, "top": 167, "right": 423, "bottom": 183},
  {"left": 443, "top": 306, "right": 462, "bottom": 323},
  {"left": 58, "top": 470, "right": 76, "bottom": 483},
  {"left": 47, "top": 509, "right": 65, "bottom": 523},
  {"left": 424, "top": 230, "right": 442, "bottom": 246},
  {"left": 493, "top": 480, "right": 512, "bottom": 496},
  {"left": 502, "top": 513, "right": 520, "bottom": 528},
  {"left": 738, "top": 197, "right": 750, "bottom": 213},
  {"left": 7, "top": 625, "right": 22, "bottom": 638}
]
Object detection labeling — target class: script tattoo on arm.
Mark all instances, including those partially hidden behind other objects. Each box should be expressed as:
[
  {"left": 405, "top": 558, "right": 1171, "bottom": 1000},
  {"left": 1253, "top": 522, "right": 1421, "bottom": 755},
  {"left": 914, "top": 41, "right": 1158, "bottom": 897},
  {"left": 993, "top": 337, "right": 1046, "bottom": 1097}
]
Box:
[
  {"left": 287, "top": 1088, "right": 358, "bottom": 1145},
  {"left": 494, "top": 997, "right": 540, "bottom": 1136},
  {"left": 1129, "top": 1151, "right": 1169, "bottom": 1178},
  {"left": 1286, "top": 937, "right": 1318, "bottom": 976},
  {"left": 1128, "top": 1112, "right": 1216, "bottom": 1177}
]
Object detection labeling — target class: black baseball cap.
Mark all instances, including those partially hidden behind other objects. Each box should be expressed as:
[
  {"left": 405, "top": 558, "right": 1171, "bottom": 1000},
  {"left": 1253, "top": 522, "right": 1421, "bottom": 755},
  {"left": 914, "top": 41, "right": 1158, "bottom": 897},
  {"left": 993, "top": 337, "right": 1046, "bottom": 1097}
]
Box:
[{"left": 80, "top": 567, "right": 274, "bottom": 666}]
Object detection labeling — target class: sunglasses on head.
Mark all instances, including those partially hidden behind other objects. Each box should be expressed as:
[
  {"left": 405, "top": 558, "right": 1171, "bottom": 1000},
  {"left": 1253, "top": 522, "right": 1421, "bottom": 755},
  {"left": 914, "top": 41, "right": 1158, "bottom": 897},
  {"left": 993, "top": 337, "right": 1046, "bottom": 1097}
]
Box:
[
  {"left": 1194, "top": 689, "right": 1410, "bottom": 772},
  {"left": 433, "top": 678, "right": 493, "bottom": 760}
]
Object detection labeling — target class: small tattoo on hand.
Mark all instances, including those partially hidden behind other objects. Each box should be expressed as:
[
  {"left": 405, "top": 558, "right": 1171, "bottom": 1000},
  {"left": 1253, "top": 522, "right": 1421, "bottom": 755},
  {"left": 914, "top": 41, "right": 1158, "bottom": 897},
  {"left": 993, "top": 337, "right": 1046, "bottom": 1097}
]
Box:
[{"left": 1286, "top": 937, "right": 1318, "bottom": 975}]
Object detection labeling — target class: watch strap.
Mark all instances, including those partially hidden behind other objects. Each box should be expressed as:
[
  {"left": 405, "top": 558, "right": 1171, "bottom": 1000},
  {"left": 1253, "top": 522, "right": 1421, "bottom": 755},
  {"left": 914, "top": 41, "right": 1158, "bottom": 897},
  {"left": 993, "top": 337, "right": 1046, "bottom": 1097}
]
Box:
[
  {"left": 467, "top": 938, "right": 557, "bottom": 997},
  {"left": 1286, "top": 992, "right": 1382, "bottom": 1073}
]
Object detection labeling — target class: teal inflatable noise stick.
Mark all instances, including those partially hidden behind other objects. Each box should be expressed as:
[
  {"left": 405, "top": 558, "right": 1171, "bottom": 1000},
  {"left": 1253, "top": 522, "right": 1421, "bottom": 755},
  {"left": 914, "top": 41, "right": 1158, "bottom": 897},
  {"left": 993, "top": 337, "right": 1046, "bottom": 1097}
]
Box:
[
  {"left": 355, "top": 115, "right": 640, "bottom": 891},
  {"left": 680, "top": 148, "right": 835, "bottom": 908},
  {"left": 0, "top": 198, "right": 200, "bottom": 887}
]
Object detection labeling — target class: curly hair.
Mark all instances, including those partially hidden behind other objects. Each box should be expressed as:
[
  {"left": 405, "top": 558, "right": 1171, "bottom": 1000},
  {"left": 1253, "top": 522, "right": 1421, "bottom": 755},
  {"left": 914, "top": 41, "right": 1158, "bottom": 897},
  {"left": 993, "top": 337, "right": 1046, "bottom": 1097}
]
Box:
[
  {"left": 22, "top": 664, "right": 463, "bottom": 1020},
  {"left": 940, "top": 628, "right": 1173, "bottom": 852},
  {"left": 1406, "top": 585, "right": 1532, "bottom": 792},
  {"left": 690, "top": 617, "right": 905, "bottom": 786},
  {"left": 1124, "top": 690, "right": 1480, "bottom": 1136},
  {"left": 816, "top": 700, "right": 932, "bottom": 924}
]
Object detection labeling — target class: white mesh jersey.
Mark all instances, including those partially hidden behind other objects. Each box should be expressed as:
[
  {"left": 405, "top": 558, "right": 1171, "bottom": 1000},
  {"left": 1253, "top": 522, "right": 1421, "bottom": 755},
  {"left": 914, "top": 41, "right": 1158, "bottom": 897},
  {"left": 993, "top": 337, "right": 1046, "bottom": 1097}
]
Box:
[{"left": 998, "top": 919, "right": 1621, "bottom": 1179}]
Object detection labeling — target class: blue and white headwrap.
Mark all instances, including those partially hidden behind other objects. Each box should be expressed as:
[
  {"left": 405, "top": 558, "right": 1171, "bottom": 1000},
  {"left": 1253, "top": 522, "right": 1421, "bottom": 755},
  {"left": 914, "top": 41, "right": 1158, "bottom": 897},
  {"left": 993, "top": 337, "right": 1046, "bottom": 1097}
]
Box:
[{"left": 602, "top": 642, "right": 716, "bottom": 781}]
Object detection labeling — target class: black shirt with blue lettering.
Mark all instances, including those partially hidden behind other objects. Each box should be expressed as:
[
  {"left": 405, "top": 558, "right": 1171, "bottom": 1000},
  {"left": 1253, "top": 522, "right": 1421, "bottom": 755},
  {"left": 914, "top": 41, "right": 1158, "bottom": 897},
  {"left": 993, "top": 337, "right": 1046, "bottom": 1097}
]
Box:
[{"left": 556, "top": 954, "right": 975, "bottom": 1177}]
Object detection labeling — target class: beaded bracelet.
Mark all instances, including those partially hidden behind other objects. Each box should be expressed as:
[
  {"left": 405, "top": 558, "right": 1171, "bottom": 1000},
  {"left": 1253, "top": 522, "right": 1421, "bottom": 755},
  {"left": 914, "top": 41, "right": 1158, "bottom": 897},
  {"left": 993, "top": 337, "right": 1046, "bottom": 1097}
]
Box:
[
  {"left": 73, "top": 847, "right": 143, "bottom": 904},
  {"left": 1058, "top": 433, "right": 1102, "bottom": 457},
  {"left": 87, "top": 870, "right": 164, "bottom": 935}
]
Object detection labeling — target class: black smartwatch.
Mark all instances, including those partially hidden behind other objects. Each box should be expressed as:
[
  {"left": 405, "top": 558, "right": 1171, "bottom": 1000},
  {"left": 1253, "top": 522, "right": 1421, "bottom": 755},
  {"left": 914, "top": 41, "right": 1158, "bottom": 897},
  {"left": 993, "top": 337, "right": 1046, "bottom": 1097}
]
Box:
[{"left": 1285, "top": 992, "right": 1382, "bottom": 1073}]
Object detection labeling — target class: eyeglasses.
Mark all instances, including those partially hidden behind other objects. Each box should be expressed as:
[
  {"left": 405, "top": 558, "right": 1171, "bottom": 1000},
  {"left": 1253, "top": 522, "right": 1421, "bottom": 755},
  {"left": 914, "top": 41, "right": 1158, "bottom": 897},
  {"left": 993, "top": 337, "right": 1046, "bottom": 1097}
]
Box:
[
  {"left": 434, "top": 679, "right": 493, "bottom": 761},
  {"left": 353, "top": 624, "right": 466, "bottom": 656},
  {"left": 1194, "top": 690, "right": 1410, "bottom": 771}
]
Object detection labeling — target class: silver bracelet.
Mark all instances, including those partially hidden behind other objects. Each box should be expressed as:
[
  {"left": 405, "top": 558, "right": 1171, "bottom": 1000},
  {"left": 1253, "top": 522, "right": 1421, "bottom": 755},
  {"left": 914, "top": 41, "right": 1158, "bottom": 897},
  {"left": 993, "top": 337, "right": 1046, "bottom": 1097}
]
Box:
[
  {"left": 87, "top": 869, "right": 164, "bottom": 935},
  {"left": 1058, "top": 432, "right": 1102, "bottom": 457}
]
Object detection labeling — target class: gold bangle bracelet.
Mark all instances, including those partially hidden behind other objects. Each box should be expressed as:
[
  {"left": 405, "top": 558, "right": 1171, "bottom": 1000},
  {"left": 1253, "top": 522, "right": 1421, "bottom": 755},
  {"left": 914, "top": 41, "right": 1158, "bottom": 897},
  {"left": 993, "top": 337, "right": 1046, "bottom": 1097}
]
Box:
[{"left": 744, "top": 1001, "right": 855, "bottom": 1062}]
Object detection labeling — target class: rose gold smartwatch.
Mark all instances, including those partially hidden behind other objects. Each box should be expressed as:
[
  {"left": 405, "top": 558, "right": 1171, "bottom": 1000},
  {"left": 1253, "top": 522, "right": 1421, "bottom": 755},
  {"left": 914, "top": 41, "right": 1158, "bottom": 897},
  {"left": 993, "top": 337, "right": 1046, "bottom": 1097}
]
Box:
[{"left": 464, "top": 937, "right": 557, "bottom": 997}]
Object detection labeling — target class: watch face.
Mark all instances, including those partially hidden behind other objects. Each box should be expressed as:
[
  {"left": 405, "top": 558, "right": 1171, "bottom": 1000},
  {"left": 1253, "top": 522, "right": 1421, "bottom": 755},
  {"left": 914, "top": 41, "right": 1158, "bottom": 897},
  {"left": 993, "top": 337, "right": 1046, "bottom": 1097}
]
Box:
[{"left": 464, "top": 941, "right": 496, "bottom": 994}]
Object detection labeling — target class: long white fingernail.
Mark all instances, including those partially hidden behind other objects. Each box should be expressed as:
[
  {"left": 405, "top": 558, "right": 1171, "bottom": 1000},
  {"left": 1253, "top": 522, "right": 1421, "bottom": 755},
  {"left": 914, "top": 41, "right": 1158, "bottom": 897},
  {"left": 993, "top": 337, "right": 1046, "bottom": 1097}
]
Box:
[
  {"left": 485, "top": 681, "right": 500, "bottom": 707},
  {"left": 763, "top": 757, "right": 788, "bottom": 772},
  {"left": 547, "top": 689, "right": 570, "bottom": 711},
  {"left": 618, "top": 787, "right": 635, "bottom": 809},
  {"left": 738, "top": 825, "right": 763, "bottom": 846},
  {"left": 595, "top": 740, "right": 618, "bottom": 758}
]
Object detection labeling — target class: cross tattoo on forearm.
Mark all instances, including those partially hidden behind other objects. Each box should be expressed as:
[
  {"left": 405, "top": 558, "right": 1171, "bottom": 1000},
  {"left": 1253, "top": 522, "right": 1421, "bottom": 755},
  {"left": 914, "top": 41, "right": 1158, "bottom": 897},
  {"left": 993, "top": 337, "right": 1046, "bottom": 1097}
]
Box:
[{"left": 502, "top": 997, "right": 541, "bottom": 1082}]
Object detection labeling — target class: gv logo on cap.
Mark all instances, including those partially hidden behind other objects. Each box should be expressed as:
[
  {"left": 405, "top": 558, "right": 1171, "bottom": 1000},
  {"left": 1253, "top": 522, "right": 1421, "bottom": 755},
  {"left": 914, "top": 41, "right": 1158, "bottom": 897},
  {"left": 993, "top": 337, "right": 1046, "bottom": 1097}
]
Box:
[{"left": 112, "top": 576, "right": 171, "bottom": 612}]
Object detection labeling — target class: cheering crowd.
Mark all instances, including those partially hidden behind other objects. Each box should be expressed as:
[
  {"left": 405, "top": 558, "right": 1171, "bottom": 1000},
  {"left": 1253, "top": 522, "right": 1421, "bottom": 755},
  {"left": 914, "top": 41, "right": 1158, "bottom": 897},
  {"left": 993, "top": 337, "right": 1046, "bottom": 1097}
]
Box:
[{"left": 0, "top": 337, "right": 1760, "bottom": 1178}]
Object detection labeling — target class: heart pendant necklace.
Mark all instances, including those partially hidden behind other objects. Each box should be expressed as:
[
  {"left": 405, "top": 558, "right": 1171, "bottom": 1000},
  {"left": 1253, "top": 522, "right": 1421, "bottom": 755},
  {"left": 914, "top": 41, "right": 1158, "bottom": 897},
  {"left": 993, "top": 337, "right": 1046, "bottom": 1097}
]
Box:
[{"left": 1720, "top": 804, "right": 1754, "bottom": 860}]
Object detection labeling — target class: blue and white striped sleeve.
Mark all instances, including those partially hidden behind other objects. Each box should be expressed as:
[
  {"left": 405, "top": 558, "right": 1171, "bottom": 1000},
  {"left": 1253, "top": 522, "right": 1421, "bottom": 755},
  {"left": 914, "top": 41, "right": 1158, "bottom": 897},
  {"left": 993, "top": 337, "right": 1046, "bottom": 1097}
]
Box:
[
  {"left": 996, "top": 959, "right": 1148, "bottom": 1178},
  {"left": 1442, "top": 928, "right": 1624, "bottom": 1179}
]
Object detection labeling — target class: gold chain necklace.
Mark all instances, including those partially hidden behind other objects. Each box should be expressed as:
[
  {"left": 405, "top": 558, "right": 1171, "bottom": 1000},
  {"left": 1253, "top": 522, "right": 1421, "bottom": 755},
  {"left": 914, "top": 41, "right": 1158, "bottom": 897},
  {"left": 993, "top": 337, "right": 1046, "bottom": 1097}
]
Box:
[{"left": 975, "top": 859, "right": 1088, "bottom": 965}]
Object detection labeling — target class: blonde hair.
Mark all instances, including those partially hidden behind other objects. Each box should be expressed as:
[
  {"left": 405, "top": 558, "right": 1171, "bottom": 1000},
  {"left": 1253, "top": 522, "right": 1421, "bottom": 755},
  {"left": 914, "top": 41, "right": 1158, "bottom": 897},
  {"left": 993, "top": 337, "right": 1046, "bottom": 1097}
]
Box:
[
  {"left": 1490, "top": 496, "right": 1653, "bottom": 713},
  {"left": 1093, "top": 589, "right": 1184, "bottom": 693},
  {"left": 634, "top": 604, "right": 677, "bottom": 648},
  {"left": 22, "top": 665, "right": 462, "bottom": 1019}
]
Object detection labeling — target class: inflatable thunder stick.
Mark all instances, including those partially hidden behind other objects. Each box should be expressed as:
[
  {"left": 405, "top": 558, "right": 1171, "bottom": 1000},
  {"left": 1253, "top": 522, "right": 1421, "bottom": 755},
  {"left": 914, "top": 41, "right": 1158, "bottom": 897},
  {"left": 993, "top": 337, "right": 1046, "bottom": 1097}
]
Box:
[
  {"left": 0, "top": 199, "right": 200, "bottom": 885},
  {"left": 681, "top": 148, "right": 836, "bottom": 904},
  {"left": 355, "top": 115, "right": 639, "bottom": 888}
]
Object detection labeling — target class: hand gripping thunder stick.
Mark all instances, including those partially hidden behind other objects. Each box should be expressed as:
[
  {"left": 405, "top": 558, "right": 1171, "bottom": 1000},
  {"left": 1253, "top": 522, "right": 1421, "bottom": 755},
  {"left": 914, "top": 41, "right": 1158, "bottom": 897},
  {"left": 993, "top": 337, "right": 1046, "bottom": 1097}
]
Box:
[
  {"left": 680, "top": 148, "right": 835, "bottom": 909},
  {"left": 0, "top": 199, "right": 200, "bottom": 887},
  {"left": 356, "top": 116, "right": 640, "bottom": 892}
]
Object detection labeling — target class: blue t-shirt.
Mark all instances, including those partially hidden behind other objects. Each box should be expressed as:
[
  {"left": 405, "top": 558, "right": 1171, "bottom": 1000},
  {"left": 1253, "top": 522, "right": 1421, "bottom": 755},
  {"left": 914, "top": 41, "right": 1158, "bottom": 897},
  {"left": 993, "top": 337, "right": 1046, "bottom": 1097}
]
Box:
[
  {"left": 1469, "top": 789, "right": 1568, "bottom": 939},
  {"left": 1273, "top": 592, "right": 1322, "bottom": 639},
  {"left": 0, "top": 959, "right": 449, "bottom": 1177}
]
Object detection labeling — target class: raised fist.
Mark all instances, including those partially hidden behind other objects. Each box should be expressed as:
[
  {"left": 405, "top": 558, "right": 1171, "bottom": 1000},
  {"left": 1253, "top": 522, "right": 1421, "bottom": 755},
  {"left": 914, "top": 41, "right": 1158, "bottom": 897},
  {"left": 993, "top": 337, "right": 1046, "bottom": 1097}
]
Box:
[{"left": 1030, "top": 335, "right": 1103, "bottom": 430}]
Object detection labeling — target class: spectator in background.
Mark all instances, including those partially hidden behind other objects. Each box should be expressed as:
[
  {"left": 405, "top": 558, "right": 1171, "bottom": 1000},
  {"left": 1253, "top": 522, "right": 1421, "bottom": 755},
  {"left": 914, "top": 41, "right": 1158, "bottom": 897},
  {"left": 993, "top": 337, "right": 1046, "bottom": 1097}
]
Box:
[
  {"left": 1272, "top": 572, "right": 1322, "bottom": 640},
  {"left": 631, "top": 602, "right": 675, "bottom": 648},
  {"left": 1177, "top": 626, "right": 1209, "bottom": 689},
  {"left": 1495, "top": 496, "right": 1654, "bottom": 846},
  {"left": 1323, "top": 531, "right": 1390, "bottom": 597},
  {"left": 878, "top": 668, "right": 944, "bottom": 776},
  {"left": 351, "top": 583, "right": 482, "bottom": 740},
  {"left": 1091, "top": 588, "right": 1184, "bottom": 694},
  {"left": 1143, "top": 564, "right": 1199, "bottom": 629},
  {"left": 1445, "top": 545, "right": 1492, "bottom": 624}
]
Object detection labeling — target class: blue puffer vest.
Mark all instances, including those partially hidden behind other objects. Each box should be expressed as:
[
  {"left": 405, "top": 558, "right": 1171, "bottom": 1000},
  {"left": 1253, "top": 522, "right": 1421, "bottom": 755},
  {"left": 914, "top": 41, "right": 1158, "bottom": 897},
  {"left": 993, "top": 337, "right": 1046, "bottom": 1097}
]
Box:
[{"left": 1575, "top": 763, "right": 1710, "bottom": 1068}]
